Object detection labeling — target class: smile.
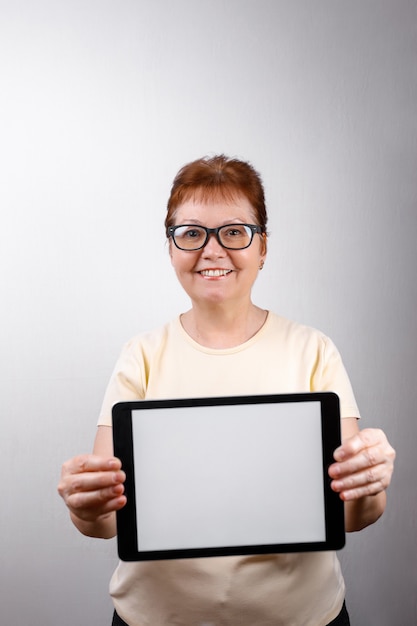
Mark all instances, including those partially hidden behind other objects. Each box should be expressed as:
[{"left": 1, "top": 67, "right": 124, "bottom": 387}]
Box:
[{"left": 199, "top": 269, "right": 233, "bottom": 277}]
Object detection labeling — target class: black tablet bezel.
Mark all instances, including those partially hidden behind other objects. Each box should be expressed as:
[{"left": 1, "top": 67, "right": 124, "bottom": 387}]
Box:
[{"left": 112, "top": 392, "right": 344, "bottom": 561}]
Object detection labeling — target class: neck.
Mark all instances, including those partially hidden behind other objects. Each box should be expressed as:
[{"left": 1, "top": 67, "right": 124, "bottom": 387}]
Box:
[{"left": 180, "top": 302, "right": 268, "bottom": 348}]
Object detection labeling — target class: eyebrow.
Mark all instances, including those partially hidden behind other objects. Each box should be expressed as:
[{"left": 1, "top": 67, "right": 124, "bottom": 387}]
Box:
[{"left": 176, "top": 218, "right": 248, "bottom": 225}]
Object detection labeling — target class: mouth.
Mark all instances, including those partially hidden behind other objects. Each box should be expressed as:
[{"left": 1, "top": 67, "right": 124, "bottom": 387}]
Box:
[{"left": 198, "top": 269, "right": 233, "bottom": 277}]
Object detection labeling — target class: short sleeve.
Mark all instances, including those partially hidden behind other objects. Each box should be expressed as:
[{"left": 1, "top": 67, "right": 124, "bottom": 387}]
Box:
[
  {"left": 312, "top": 335, "right": 360, "bottom": 420},
  {"left": 97, "top": 338, "right": 147, "bottom": 426}
]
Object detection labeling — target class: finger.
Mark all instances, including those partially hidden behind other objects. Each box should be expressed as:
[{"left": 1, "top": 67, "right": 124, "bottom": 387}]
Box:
[
  {"left": 329, "top": 445, "right": 383, "bottom": 479},
  {"left": 332, "top": 477, "right": 386, "bottom": 501},
  {"left": 67, "top": 483, "right": 127, "bottom": 520},
  {"left": 330, "top": 462, "right": 388, "bottom": 497},
  {"left": 70, "top": 495, "right": 127, "bottom": 521},
  {"left": 330, "top": 442, "right": 395, "bottom": 482},
  {"left": 62, "top": 454, "right": 122, "bottom": 476},
  {"left": 70, "top": 470, "right": 126, "bottom": 492},
  {"left": 58, "top": 469, "right": 125, "bottom": 503},
  {"left": 333, "top": 428, "right": 385, "bottom": 462}
]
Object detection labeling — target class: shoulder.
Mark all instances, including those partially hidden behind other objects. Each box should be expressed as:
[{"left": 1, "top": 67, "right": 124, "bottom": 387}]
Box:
[
  {"left": 264, "top": 313, "right": 344, "bottom": 368},
  {"left": 118, "top": 318, "right": 180, "bottom": 360},
  {"left": 266, "top": 312, "right": 330, "bottom": 345}
]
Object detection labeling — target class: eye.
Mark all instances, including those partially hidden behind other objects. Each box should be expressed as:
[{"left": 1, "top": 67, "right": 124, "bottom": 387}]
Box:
[
  {"left": 174, "top": 226, "right": 204, "bottom": 239},
  {"left": 183, "top": 228, "right": 202, "bottom": 239},
  {"left": 222, "top": 225, "right": 248, "bottom": 237}
]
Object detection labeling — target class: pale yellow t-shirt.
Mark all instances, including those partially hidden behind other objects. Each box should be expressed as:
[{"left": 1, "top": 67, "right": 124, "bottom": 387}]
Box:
[{"left": 98, "top": 312, "right": 359, "bottom": 626}]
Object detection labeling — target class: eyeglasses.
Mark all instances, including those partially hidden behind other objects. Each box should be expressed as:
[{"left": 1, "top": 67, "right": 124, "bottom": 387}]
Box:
[{"left": 167, "top": 223, "right": 263, "bottom": 251}]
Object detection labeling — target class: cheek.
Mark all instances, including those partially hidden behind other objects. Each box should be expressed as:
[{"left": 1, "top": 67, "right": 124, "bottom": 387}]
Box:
[
  {"left": 169, "top": 242, "right": 182, "bottom": 267},
  {"left": 170, "top": 249, "right": 196, "bottom": 274},
  {"left": 236, "top": 247, "right": 263, "bottom": 269}
]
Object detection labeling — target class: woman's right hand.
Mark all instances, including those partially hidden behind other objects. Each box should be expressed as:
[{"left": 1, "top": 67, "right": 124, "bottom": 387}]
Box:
[{"left": 57, "top": 454, "right": 126, "bottom": 537}]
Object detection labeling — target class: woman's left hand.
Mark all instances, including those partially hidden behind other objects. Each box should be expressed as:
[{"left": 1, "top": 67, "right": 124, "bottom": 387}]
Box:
[{"left": 329, "top": 427, "right": 395, "bottom": 501}]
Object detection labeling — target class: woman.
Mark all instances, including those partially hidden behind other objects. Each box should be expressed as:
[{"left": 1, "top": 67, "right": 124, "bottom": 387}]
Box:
[{"left": 58, "top": 155, "right": 395, "bottom": 626}]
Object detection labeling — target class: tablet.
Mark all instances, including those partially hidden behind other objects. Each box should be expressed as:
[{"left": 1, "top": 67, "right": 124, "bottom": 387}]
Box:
[{"left": 112, "top": 392, "right": 344, "bottom": 561}]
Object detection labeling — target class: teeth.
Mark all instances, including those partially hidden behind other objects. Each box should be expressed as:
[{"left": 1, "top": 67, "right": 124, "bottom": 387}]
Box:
[{"left": 200, "top": 269, "right": 231, "bottom": 277}]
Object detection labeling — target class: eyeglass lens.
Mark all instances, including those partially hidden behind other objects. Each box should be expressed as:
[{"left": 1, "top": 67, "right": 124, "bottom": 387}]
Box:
[{"left": 172, "top": 224, "right": 254, "bottom": 250}]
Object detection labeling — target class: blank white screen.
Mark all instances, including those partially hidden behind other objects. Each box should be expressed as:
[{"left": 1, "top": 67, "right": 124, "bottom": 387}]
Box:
[{"left": 132, "top": 401, "right": 325, "bottom": 551}]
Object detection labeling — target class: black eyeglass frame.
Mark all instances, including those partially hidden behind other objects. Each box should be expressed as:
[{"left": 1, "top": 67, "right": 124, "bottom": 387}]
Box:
[{"left": 167, "top": 223, "right": 263, "bottom": 251}]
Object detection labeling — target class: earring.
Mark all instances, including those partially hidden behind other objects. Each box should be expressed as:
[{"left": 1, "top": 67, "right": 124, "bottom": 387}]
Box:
[{"left": 259, "top": 260, "right": 265, "bottom": 270}]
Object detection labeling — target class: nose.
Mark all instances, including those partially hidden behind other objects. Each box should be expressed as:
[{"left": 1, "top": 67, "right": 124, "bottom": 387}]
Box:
[{"left": 202, "top": 232, "right": 226, "bottom": 257}]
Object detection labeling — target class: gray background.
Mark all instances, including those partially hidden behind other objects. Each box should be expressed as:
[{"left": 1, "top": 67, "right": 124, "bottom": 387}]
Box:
[{"left": 1, "top": 1, "right": 416, "bottom": 624}]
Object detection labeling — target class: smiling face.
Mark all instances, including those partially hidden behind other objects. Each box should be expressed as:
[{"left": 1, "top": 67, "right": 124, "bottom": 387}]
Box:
[{"left": 169, "top": 195, "right": 267, "bottom": 309}]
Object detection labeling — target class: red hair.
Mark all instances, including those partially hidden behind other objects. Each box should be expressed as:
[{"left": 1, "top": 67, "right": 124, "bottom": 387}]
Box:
[{"left": 165, "top": 155, "right": 268, "bottom": 233}]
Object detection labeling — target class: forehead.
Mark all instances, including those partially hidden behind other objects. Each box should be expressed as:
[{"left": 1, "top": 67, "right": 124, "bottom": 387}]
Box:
[{"left": 173, "top": 193, "right": 256, "bottom": 224}]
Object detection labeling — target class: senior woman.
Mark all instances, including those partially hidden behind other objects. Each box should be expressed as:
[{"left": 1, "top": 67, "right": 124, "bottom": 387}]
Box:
[{"left": 58, "top": 155, "right": 395, "bottom": 626}]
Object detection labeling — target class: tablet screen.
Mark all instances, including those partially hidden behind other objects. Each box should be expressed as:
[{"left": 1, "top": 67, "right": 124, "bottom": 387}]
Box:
[{"left": 112, "top": 393, "right": 344, "bottom": 561}]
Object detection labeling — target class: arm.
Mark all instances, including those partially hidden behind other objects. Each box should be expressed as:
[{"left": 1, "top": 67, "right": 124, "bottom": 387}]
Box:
[
  {"left": 57, "top": 426, "right": 126, "bottom": 539},
  {"left": 329, "top": 417, "right": 395, "bottom": 532}
]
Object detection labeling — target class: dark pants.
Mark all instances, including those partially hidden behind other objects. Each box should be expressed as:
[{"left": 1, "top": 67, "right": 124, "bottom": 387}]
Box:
[
  {"left": 112, "top": 611, "right": 128, "bottom": 626},
  {"left": 112, "top": 601, "right": 350, "bottom": 625}
]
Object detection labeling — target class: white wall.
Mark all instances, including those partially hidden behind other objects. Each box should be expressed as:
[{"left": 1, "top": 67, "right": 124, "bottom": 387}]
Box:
[{"left": 1, "top": 1, "right": 416, "bottom": 624}]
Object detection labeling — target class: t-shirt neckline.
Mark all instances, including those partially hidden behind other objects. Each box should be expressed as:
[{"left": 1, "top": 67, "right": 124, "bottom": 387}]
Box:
[{"left": 175, "top": 311, "right": 271, "bottom": 355}]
